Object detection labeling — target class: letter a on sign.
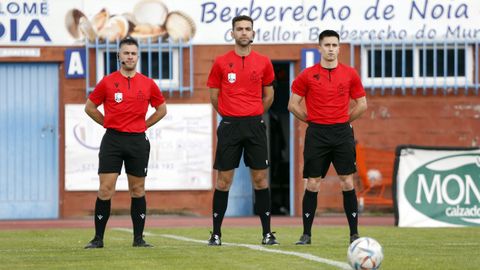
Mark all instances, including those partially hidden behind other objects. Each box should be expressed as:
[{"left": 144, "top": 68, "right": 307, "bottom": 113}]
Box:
[{"left": 65, "top": 49, "right": 86, "bottom": 79}]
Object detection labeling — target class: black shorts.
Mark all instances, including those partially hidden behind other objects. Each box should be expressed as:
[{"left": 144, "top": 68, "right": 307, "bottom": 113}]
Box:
[
  {"left": 98, "top": 129, "right": 150, "bottom": 177},
  {"left": 214, "top": 115, "right": 269, "bottom": 171},
  {"left": 303, "top": 122, "right": 356, "bottom": 179}
]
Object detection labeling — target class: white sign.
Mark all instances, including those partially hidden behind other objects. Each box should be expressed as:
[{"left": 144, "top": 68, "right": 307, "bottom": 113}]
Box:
[
  {"left": 1, "top": 0, "right": 479, "bottom": 46},
  {"left": 0, "top": 48, "right": 40, "bottom": 57},
  {"left": 65, "top": 103, "right": 213, "bottom": 191},
  {"left": 395, "top": 146, "right": 480, "bottom": 227}
]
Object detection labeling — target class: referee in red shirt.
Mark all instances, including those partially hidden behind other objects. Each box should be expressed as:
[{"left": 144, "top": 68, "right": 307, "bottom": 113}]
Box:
[
  {"left": 288, "top": 30, "right": 367, "bottom": 245},
  {"left": 84, "top": 37, "right": 167, "bottom": 248},
  {"left": 206, "top": 15, "right": 278, "bottom": 246}
]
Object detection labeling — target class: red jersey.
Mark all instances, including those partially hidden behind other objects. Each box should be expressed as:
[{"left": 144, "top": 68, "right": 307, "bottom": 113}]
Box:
[
  {"left": 88, "top": 71, "right": 165, "bottom": 132},
  {"left": 207, "top": 50, "right": 275, "bottom": 117},
  {"left": 291, "top": 63, "right": 365, "bottom": 124}
]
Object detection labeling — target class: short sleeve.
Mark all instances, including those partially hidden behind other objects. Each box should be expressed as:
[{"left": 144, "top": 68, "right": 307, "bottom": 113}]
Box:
[
  {"left": 349, "top": 69, "right": 366, "bottom": 99},
  {"left": 291, "top": 70, "right": 308, "bottom": 97},
  {"left": 262, "top": 58, "right": 275, "bottom": 86},
  {"left": 150, "top": 79, "right": 165, "bottom": 107},
  {"left": 88, "top": 76, "right": 107, "bottom": 105},
  {"left": 207, "top": 59, "right": 222, "bottom": 88}
]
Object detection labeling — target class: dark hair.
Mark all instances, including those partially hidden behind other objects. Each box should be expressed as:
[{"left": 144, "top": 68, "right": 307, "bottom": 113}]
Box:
[
  {"left": 119, "top": 36, "right": 139, "bottom": 48},
  {"left": 318, "top": 30, "right": 340, "bottom": 44},
  {"left": 232, "top": 15, "right": 253, "bottom": 29}
]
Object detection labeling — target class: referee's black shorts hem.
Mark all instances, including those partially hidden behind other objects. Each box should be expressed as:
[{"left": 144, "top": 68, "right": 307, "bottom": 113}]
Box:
[
  {"left": 98, "top": 129, "right": 150, "bottom": 177},
  {"left": 213, "top": 115, "right": 269, "bottom": 171},
  {"left": 302, "top": 122, "right": 356, "bottom": 179}
]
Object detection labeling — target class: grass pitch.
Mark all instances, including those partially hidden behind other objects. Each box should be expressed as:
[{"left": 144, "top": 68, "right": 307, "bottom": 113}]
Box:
[{"left": 0, "top": 226, "right": 479, "bottom": 269}]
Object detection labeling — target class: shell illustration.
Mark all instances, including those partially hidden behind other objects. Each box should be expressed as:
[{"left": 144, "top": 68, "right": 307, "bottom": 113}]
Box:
[
  {"left": 97, "top": 15, "right": 129, "bottom": 42},
  {"left": 91, "top": 8, "right": 109, "bottom": 32},
  {"left": 122, "top": 12, "right": 138, "bottom": 33},
  {"left": 65, "top": 9, "right": 87, "bottom": 39},
  {"left": 78, "top": 16, "right": 97, "bottom": 42},
  {"left": 165, "top": 11, "right": 196, "bottom": 42},
  {"left": 133, "top": 0, "right": 168, "bottom": 26},
  {"left": 130, "top": 23, "right": 167, "bottom": 42},
  {"left": 65, "top": 2, "right": 195, "bottom": 44}
]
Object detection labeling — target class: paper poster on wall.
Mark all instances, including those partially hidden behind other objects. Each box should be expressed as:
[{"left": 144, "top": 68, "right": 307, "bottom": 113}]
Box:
[{"left": 65, "top": 103, "right": 212, "bottom": 190}]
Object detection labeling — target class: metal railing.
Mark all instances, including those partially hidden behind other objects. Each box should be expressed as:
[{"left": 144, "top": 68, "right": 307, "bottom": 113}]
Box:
[
  {"left": 349, "top": 39, "right": 480, "bottom": 96},
  {"left": 85, "top": 37, "right": 193, "bottom": 97}
]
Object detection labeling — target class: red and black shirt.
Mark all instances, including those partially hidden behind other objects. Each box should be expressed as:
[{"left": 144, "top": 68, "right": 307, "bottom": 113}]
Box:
[
  {"left": 207, "top": 50, "right": 275, "bottom": 117},
  {"left": 291, "top": 63, "right": 365, "bottom": 124},
  {"left": 88, "top": 71, "right": 165, "bottom": 132}
]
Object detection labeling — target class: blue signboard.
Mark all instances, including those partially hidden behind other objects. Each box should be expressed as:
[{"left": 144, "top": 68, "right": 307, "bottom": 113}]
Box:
[{"left": 65, "top": 48, "right": 86, "bottom": 79}]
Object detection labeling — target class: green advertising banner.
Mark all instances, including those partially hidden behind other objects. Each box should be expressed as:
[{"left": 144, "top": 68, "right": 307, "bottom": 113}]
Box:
[{"left": 394, "top": 146, "right": 480, "bottom": 227}]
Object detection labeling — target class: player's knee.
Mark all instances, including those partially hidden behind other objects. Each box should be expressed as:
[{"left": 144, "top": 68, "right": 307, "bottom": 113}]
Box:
[
  {"left": 98, "top": 187, "right": 114, "bottom": 200},
  {"left": 306, "top": 179, "right": 321, "bottom": 192},
  {"left": 215, "top": 179, "right": 232, "bottom": 191},
  {"left": 216, "top": 172, "right": 233, "bottom": 190},
  {"left": 252, "top": 177, "right": 268, "bottom": 189},
  {"left": 129, "top": 184, "right": 145, "bottom": 197},
  {"left": 340, "top": 178, "right": 355, "bottom": 191},
  {"left": 130, "top": 190, "right": 145, "bottom": 197}
]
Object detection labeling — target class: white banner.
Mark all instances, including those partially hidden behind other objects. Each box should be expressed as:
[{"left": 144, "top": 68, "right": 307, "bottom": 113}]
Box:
[
  {"left": 395, "top": 146, "right": 480, "bottom": 227},
  {"left": 65, "top": 103, "right": 213, "bottom": 191},
  {"left": 1, "top": 0, "right": 479, "bottom": 46}
]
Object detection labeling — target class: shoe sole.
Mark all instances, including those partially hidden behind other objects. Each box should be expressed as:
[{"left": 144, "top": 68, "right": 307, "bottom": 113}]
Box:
[
  {"left": 84, "top": 245, "right": 103, "bottom": 249},
  {"left": 132, "top": 244, "right": 153, "bottom": 247}
]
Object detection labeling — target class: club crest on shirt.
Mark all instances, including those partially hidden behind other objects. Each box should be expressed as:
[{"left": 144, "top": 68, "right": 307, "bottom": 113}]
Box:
[
  {"left": 337, "top": 83, "right": 345, "bottom": 95},
  {"left": 228, "top": 73, "right": 236, "bottom": 83},
  {"left": 137, "top": 90, "right": 145, "bottom": 101},
  {"left": 114, "top": 92, "right": 123, "bottom": 103},
  {"left": 250, "top": 71, "right": 259, "bottom": 82}
]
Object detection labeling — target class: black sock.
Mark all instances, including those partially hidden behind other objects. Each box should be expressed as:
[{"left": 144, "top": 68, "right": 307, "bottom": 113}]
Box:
[
  {"left": 131, "top": 196, "right": 147, "bottom": 239},
  {"left": 254, "top": 188, "right": 271, "bottom": 236},
  {"left": 94, "top": 197, "right": 111, "bottom": 239},
  {"left": 343, "top": 189, "right": 359, "bottom": 236},
  {"left": 302, "top": 190, "right": 318, "bottom": 236},
  {"left": 212, "top": 189, "right": 229, "bottom": 237}
]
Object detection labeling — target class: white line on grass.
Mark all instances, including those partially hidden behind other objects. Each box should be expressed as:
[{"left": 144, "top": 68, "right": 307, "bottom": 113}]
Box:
[{"left": 113, "top": 228, "right": 351, "bottom": 270}]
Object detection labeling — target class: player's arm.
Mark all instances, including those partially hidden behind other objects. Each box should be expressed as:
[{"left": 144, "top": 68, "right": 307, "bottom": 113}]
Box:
[
  {"left": 262, "top": 85, "right": 274, "bottom": 112},
  {"left": 146, "top": 102, "right": 167, "bottom": 128},
  {"left": 348, "top": 96, "right": 367, "bottom": 123},
  {"left": 288, "top": 93, "right": 307, "bottom": 123},
  {"left": 84, "top": 99, "right": 104, "bottom": 126},
  {"left": 210, "top": 88, "right": 220, "bottom": 113}
]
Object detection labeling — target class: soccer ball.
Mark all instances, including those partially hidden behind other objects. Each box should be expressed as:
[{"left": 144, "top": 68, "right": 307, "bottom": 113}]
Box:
[
  {"left": 366, "top": 169, "right": 382, "bottom": 185},
  {"left": 347, "top": 237, "right": 384, "bottom": 270}
]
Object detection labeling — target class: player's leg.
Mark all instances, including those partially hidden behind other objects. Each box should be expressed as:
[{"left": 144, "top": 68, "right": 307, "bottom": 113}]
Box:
[
  {"left": 243, "top": 117, "right": 278, "bottom": 245},
  {"left": 295, "top": 177, "right": 322, "bottom": 245},
  {"left": 85, "top": 130, "right": 123, "bottom": 249},
  {"left": 249, "top": 168, "right": 278, "bottom": 245},
  {"left": 127, "top": 174, "right": 152, "bottom": 247},
  {"left": 96, "top": 173, "right": 118, "bottom": 229},
  {"left": 338, "top": 174, "right": 360, "bottom": 243},
  {"left": 125, "top": 133, "right": 152, "bottom": 247},
  {"left": 84, "top": 173, "right": 119, "bottom": 249},
  {"left": 209, "top": 118, "right": 242, "bottom": 245},
  {"left": 332, "top": 123, "right": 359, "bottom": 243},
  {"left": 209, "top": 169, "right": 235, "bottom": 245},
  {"left": 296, "top": 124, "right": 332, "bottom": 245}
]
